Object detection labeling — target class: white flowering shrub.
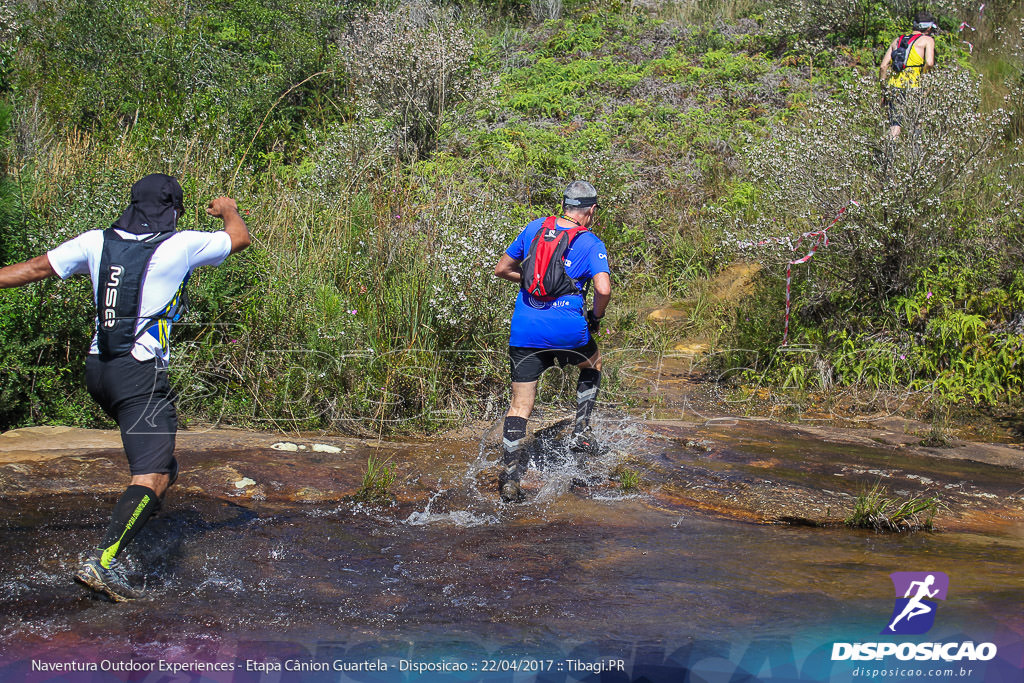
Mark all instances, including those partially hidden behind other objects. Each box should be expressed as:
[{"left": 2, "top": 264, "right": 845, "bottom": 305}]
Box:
[
  {"left": 719, "top": 60, "right": 1024, "bottom": 405},
  {"left": 1002, "top": 16, "right": 1024, "bottom": 140},
  {"left": 296, "top": 119, "right": 394, "bottom": 195},
  {"left": 340, "top": 0, "right": 476, "bottom": 159},
  {"left": 418, "top": 182, "right": 515, "bottom": 342},
  {"left": 531, "top": 0, "right": 563, "bottom": 22},
  {"left": 732, "top": 65, "right": 1012, "bottom": 300},
  {"left": 760, "top": 0, "right": 980, "bottom": 51},
  {"left": 0, "top": 0, "right": 17, "bottom": 92}
]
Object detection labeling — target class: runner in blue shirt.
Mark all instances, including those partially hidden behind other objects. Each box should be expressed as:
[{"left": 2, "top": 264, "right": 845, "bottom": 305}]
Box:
[{"left": 493, "top": 181, "right": 611, "bottom": 502}]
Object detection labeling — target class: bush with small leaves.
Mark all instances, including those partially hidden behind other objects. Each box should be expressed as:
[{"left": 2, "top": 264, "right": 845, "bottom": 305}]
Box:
[
  {"left": 340, "top": 1, "right": 476, "bottom": 159},
  {"left": 730, "top": 65, "right": 1015, "bottom": 305}
]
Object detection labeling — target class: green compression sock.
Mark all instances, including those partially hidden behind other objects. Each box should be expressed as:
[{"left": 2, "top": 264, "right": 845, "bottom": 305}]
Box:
[{"left": 98, "top": 485, "right": 160, "bottom": 568}]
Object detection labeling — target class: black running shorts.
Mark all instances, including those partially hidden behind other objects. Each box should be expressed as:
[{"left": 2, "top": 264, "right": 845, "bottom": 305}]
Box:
[
  {"left": 85, "top": 355, "right": 177, "bottom": 476},
  {"left": 887, "top": 88, "right": 909, "bottom": 128},
  {"left": 508, "top": 338, "right": 599, "bottom": 383}
]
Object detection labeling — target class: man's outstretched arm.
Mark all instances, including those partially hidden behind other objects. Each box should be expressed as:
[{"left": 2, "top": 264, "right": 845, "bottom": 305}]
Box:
[
  {"left": 207, "top": 196, "right": 251, "bottom": 254},
  {"left": 0, "top": 254, "right": 57, "bottom": 289}
]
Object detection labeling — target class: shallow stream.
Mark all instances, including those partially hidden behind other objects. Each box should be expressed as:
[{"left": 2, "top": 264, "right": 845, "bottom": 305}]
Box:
[{"left": 0, "top": 421, "right": 1021, "bottom": 681}]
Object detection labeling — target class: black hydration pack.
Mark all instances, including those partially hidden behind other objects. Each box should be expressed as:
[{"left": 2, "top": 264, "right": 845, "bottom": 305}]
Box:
[
  {"left": 891, "top": 33, "right": 923, "bottom": 74},
  {"left": 96, "top": 229, "right": 180, "bottom": 360}
]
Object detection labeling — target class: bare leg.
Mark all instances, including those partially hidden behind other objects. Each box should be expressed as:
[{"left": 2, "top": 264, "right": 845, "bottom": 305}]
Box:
[
  {"left": 508, "top": 381, "right": 538, "bottom": 419},
  {"left": 131, "top": 472, "right": 171, "bottom": 498},
  {"left": 500, "top": 382, "right": 537, "bottom": 501},
  {"left": 576, "top": 348, "right": 602, "bottom": 372}
]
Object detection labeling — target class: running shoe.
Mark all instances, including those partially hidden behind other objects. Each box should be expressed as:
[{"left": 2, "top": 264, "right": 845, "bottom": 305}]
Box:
[
  {"left": 499, "top": 479, "right": 526, "bottom": 503},
  {"left": 74, "top": 556, "right": 142, "bottom": 601},
  {"left": 567, "top": 429, "right": 601, "bottom": 457}
]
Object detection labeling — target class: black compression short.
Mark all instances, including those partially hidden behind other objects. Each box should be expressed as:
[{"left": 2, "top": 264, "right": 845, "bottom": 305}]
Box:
[
  {"left": 508, "top": 338, "right": 599, "bottom": 383},
  {"left": 85, "top": 355, "right": 178, "bottom": 476},
  {"left": 887, "top": 88, "right": 910, "bottom": 128}
]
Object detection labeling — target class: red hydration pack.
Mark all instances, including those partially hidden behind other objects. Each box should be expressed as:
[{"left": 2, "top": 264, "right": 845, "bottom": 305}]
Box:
[{"left": 521, "top": 216, "right": 589, "bottom": 301}]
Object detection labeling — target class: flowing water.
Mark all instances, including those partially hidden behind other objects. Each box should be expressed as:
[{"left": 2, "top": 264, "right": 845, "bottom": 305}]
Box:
[{"left": 0, "top": 420, "right": 1021, "bottom": 681}]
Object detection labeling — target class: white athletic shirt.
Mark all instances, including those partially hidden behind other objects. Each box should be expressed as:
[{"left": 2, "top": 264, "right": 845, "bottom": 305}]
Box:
[{"left": 47, "top": 229, "right": 232, "bottom": 364}]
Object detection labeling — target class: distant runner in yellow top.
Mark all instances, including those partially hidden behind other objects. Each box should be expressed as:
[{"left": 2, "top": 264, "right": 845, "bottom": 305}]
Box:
[{"left": 879, "top": 11, "right": 937, "bottom": 138}]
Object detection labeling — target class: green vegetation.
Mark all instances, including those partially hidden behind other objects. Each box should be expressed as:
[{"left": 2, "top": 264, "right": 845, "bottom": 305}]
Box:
[
  {"left": 0, "top": 0, "right": 1021, "bottom": 433},
  {"left": 919, "top": 422, "right": 956, "bottom": 448},
  {"left": 618, "top": 468, "right": 641, "bottom": 492},
  {"left": 352, "top": 453, "right": 397, "bottom": 504},
  {"left": 716, "top": 1, "right": 1024, "bottom": 419},
  {"left": 610, "top": 461, "right": 642, "bottom": 491},
  {"left": 845, "top": 483, "right": 940, "bottom": 532}
]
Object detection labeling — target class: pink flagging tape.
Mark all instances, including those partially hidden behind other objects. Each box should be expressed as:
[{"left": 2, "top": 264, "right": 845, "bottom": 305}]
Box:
[
  {"left": 735, "top": 201, "right": 859, "bottom": 345},
  {"left": 781, "top": 201, "right": 859, "bottom": 345}
]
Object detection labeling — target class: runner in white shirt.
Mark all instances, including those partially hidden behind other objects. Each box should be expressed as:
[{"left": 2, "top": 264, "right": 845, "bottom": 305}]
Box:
[
  {"left": 47, "top": 228, "right": 235, "bottom": 363},
  {"left": 0, "top": 173, "right": 251, "bottom": 601}
]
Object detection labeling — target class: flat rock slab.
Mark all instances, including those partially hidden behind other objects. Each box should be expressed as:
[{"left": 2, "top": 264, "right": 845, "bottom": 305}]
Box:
[
  {"left": 0, "top": 427, "right": 384, "bottom": 503},
  {"left": 637, "top": 420, "right": 1024, "bottom": 532},
  {"left": 2, "top": 421, "right": 1022, "bottom": 534}
]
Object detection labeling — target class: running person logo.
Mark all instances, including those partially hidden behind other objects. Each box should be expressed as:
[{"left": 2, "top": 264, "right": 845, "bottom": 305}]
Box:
[
  {"left": 883, "top": 572, "right": 949, "bottom": 635},
  {"left": 832, "top": 571, "right": 996, "bottom": 663}
]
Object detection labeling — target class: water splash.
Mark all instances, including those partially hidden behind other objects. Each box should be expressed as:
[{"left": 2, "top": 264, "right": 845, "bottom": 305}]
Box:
[
  {"left": 467, "top": 417, "right": 504, "bottom": 490},
  {"left": 2, "top": 423, "right": 1023, "bottom": 662},
  {"left": 591, "top": 491, "right": 645, "bottom": 502},
  {"left": 405, "top": 509, "right": 499, "bottom": 527},
  {"left": 195, "top": 574, "right": 245, "bottom": 594},
  {"left": 403, "top": 489, "right": 498, "bottom": 527},
  {"left": 467, "top": 412, "right": 651, "bottom": 508}
]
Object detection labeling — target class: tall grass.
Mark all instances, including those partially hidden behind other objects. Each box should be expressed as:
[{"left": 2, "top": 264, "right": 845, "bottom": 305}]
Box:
[
  {"left": 1, "top": 2, "right": 752, "bottom": 431},
  {"left": 2, "top": 0, "right": 1022, "bottom": 433},
  {"left": 656, "top": 0, "right": 759, "bottom": 24},
  {"left": 845, "top": 483, "right": 940, "bottom": 532},
  {"left": 352, "top": 453, "right": 397, "bottom": 504},
  {"left": 6, "top": 112, "right": 517, "bottom": 432}
]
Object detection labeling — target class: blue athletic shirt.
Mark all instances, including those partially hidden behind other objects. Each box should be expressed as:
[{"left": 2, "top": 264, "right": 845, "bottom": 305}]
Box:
[{"left": 506, "top": 217, "right": 610, "bottom": 349}]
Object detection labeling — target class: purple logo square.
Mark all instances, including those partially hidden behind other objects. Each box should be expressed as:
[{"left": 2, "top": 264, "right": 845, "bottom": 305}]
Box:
[{"left": 883, "top": 572, "right": 949, "bottom": 635}]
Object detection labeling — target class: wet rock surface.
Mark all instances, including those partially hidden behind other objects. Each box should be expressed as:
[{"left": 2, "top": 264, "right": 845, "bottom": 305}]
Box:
[
  {"left": 637, "top": 419, "right": 1024, "bottom": 531},
  {"left": 0, "top": 419, "right": 1022, "bottom": 665},
  {"left": 1, "top": 418, "right": 1022, "bottom": 530},
  {"left": 0, "top": 428, "right": 369, "bottom": 503}
]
